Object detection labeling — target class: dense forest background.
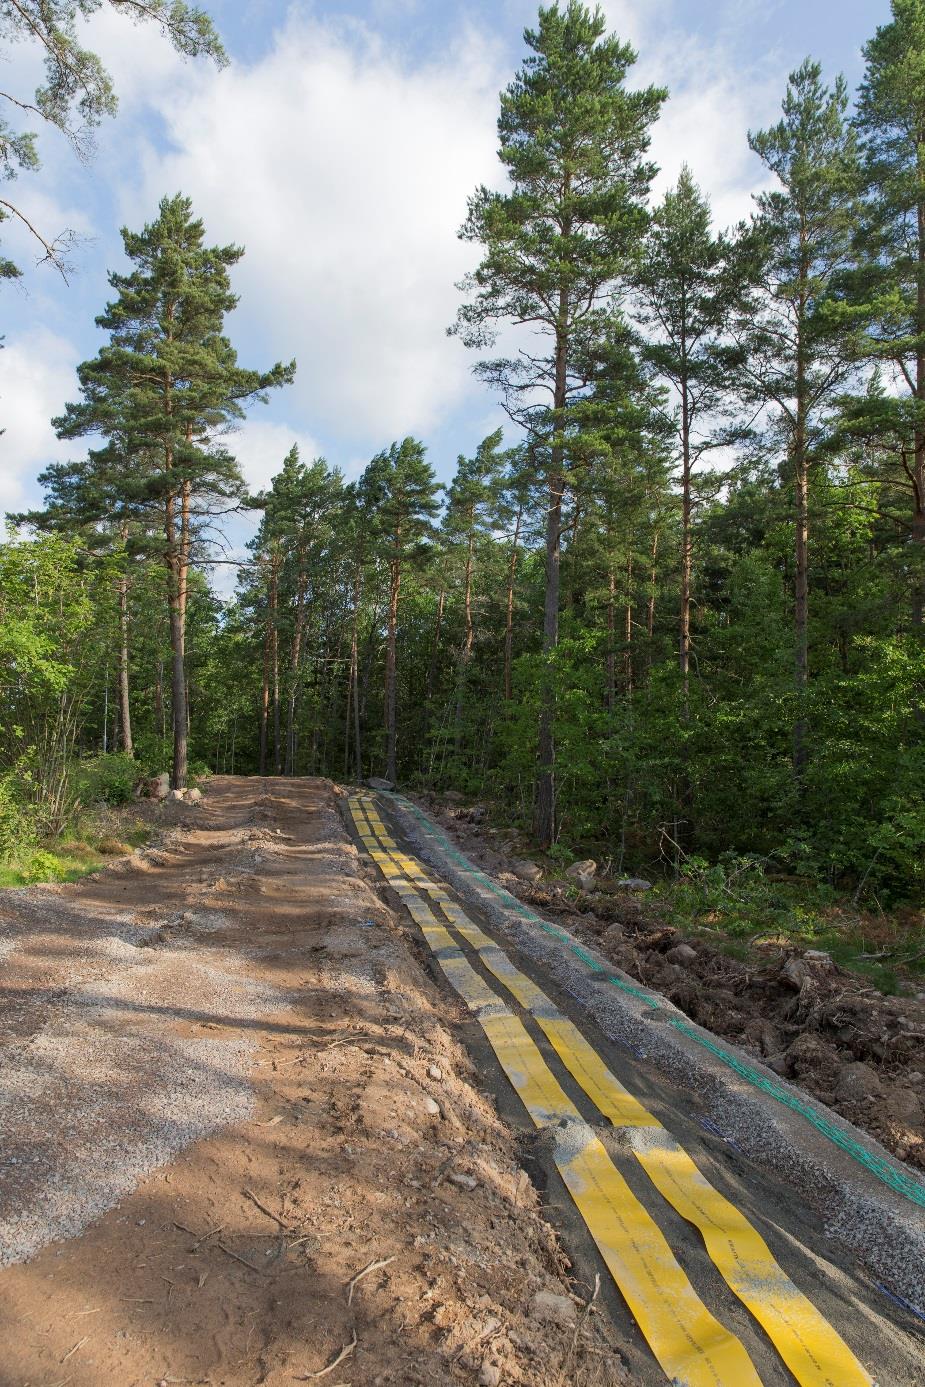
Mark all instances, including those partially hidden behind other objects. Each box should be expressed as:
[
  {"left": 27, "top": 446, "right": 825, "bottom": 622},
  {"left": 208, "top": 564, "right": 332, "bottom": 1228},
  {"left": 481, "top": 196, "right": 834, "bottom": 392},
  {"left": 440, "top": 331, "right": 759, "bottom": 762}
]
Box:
[{"left": 3, "top": 2, "right": 925, "bottom": 922}]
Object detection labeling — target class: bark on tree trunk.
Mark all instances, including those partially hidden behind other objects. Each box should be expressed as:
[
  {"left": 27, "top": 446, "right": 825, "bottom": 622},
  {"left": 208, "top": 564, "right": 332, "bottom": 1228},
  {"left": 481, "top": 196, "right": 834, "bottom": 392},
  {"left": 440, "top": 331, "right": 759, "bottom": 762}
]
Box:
[
  {"left": 259, "top": 616, "right": 270, "bottom": 776},
  {"left": 117, "top": 563, "right": 133, "bottom": 757},
  {"left": 624, "top": 552, "right": 634, "bottom": 696},
  {"left": 647, "top": 528, "right": 659, "bottom": 667},
  {"left": 285, "top": 554, "right": 308, "bottom": 775},
  {"left": 165, "top": 486, "right": 188, "bottom": 790},
  {"left": 454, "top": 532, "right": 475, "bottom": 745},
  {"left": 680, "top": 377, "right": 692, "bottom": 714},
  {"left": 269, "top": 554, "right": 281, "bottom": 774},
  {"left": 534, "top": 311, "right": 568, "bottom": 849},
  {"left": 503, "top": 504, "right": 523, "bottom": 702},
  {"left": 794, "top": 326, "right": 809, "bottom": 779},
  {"left": 385, "top": 559, "right": 401, "bottom": 783},
  {"left": 606, "top": 564, "right": 616, "bottom": 715}
]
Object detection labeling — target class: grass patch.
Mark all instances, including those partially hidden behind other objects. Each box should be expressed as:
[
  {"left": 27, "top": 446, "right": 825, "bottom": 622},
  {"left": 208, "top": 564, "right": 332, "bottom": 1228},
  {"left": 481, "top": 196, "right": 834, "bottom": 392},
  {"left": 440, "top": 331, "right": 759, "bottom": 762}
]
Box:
[
  {"left": 650, "top": 854, "right": 925, "bottom": 994},
  {"left": 0, "top": 813, "right": 153, "bottom": 888}
]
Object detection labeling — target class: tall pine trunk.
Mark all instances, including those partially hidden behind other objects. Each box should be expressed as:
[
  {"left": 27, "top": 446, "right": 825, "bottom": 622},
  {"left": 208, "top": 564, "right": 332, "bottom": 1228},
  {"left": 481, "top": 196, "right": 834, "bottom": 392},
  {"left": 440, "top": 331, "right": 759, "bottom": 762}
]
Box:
[
  {"left": 454, "top": 531, "right": 475, "bottom": 746},
  {"left": 285, "top": 554, "right": 308, "bottom": 775},
  {"left": 117, "top": 556, "right": 133, "bottom": 757},
  {"left": 384, "top": 558, "right": 401, "bottom": 783},
  {"left": 914, "top": 168, "right": 925, "bottom": 643},
  {"left": 165, "top": 486, "right": 188, "bottom": 790},
  {"left": 794, "top": 281, "right": 810, "bottom": 779},
  {"left": 503, "top": 503, "right": 522, "bottom": 701},
  {"left": 679, "top": 373, "right": 692, "bottom": 712},
  {"left": 535, "top": 309, "right": 568, "bottom": 849},
  {"left": 259, "top": 618, "right": 271, "bottom": 776}
]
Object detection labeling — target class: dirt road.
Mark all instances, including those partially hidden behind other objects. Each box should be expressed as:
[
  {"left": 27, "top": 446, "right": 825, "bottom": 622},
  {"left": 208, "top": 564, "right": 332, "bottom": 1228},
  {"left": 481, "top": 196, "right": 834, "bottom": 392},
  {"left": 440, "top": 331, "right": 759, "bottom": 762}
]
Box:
[{"left": 0, "top": 778, "right": 626, "bottom": 1386}]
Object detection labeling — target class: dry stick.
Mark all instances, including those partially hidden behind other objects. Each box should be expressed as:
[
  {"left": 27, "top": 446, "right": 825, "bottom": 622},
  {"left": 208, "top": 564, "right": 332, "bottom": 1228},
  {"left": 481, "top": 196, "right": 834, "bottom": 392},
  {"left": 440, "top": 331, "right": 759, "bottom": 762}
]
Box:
[
  {"left": 299, "top": 1330, "right": 358, "bottom": 1380},
  {"left": 216, "top": 1241, "right": 263, "bottom": 1273},
  {"left": 346, "top": 1255, "right": 396, "bottom": 1306},
  {"left": 243, "top": 1187, "right": 291, "bottom": 1230},
  {"left": 61, "top": 1337, "right": 88, "bottom": 1364},
  {"left": 565, "top": 1273, "right": 601, "bottom": 1371}
]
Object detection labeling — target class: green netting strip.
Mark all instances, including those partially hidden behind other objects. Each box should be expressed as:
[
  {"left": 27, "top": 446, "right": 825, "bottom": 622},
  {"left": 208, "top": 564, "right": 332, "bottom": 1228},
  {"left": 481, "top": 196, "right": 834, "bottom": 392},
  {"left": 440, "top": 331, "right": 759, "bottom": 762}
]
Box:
[{"left": 386, "top": 793, "right": 925, "bottom": 1210}]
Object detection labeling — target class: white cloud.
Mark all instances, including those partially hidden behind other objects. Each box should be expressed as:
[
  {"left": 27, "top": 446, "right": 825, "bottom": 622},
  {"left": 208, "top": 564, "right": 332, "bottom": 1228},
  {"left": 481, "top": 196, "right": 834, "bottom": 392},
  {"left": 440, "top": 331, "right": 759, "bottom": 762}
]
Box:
[
  {"left": 0, "top": 330, "right": 82, "bottom": 512},
  {"left": 601, "top": 0, "right": 781, "bottom": 228},
  {"left": 231, "top": 418, "right": 325, "bottom": 495},
  {"left": 90, "top": 12, "right": 506, "bottom": 449}
]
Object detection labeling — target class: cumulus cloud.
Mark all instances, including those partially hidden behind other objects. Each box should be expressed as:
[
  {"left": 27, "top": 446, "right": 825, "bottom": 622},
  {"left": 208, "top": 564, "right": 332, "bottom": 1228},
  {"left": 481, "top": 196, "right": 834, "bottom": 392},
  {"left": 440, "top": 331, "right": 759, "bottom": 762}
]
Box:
[
  {"left": 87, "top": 12, "right": 506, "bottom": 450},
  {"left": 0, "top": 331, "right": 83, "bottom": 512},
  {"left": 231, "top": 418, "right": 326, "bottom": 496}
]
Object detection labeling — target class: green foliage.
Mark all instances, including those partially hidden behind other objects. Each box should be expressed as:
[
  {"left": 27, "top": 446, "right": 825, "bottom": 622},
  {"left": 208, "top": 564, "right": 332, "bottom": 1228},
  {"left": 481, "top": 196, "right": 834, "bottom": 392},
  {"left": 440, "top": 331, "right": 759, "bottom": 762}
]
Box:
[{"left": 78, "top": 752, "right": 138, "bottom": 806}]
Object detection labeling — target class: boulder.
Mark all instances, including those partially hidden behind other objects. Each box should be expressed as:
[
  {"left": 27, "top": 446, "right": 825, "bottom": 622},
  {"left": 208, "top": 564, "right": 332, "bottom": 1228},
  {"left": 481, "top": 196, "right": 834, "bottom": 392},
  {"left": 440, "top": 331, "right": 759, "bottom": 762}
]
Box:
[
  {"left": 511, "top": 859, "right": 543, "bottom": 883},
  {"left": 168, "top": 788, "right": 186, "bottom": 802},
  {"left": 666, "top": 943, "right": 698, "bottom": 968},
  {"left": 883, "top": 1085, "right": 924, "bottom": 1129},
  {"left": 617, "top": 877, "right": 653, "bottom": 891},
  {"left": 565, "top": 859, "right": 597, "bottom": 881},
  {"left": 366, "top": 776, "right": 394, "bottom": 791},
  {"left": 835, "top": 1061, "right": 883, "bottom": 1106},
  {"left": 149, "top": 773, "right": 170, "bottom": 800},
  {"left": 186, "top": 787, "right": 203, "bottom": 805},
  {"left": 530, "top": 1291, "right": 576, "bottom": 1327}
]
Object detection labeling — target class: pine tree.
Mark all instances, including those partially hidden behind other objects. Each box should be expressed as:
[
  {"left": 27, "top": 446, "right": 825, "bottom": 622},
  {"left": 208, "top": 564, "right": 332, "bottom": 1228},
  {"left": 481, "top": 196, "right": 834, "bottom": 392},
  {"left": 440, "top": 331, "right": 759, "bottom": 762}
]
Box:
[
  {"left": 361, "top": 439, "right": 441, "bottom": 783},
  {"left": 737, "top": 60, "right": 860, "bottom": 776},
  {"left": 445, "top": 428, "right": 506, "bottom": 743},
  {"left": 635, "top": 167, "right": 744, "bottom": 707},
  {"left": 0, "top": 1, "right": 224, "bottom": 279},
  {"left": 454, "top": 1, "right": 665, "bottom": 846},
  {"left": 55, "top": 194, "right": 295, "bottom": 787},
  {"left": 849, "top": 0, "right": 925, "bottom": 639}
]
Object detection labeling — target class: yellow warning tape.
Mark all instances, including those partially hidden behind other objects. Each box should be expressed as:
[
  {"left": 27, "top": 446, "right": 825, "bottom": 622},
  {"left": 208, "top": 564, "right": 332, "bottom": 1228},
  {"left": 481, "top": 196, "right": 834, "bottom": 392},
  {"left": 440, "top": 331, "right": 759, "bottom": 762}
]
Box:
[
  {"left": 349, "top": 796, "right": 875, "bottom": 1387},
  {"left": 349, "top": 798, "right": 763, "bottom": 1387}
]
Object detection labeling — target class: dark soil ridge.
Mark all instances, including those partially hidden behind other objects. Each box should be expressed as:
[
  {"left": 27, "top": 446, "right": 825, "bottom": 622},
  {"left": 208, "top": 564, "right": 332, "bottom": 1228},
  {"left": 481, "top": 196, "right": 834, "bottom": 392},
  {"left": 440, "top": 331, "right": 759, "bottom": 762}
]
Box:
[{"left": 422, "top": 799, "right": 925, "bottom": 1174}]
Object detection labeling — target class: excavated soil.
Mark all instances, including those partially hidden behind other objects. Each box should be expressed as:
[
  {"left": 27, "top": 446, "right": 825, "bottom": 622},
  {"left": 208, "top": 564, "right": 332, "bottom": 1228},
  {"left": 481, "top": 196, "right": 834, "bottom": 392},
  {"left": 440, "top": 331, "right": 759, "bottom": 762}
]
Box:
[
  {"left": 0, "top": 777, "right": 628, "bottom": 1387},
  {"left": 421, "top": 798, "right": 925, "bottom": 1173}
]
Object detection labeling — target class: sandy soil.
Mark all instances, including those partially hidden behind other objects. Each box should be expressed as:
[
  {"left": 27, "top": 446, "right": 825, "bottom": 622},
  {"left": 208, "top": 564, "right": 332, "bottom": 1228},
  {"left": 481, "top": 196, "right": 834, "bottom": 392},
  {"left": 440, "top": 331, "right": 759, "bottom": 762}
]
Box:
[
  {"left": 0, "top": 777, "right": 628, "bottom": 1387},
  {"left": 421, "top": 798, "right": 925, "bottom": 1173}
]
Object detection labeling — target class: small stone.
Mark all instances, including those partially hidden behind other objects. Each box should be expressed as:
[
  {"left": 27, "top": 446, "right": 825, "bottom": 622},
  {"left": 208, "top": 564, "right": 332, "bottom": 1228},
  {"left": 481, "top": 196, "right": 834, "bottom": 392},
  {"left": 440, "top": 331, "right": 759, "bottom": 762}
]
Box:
[
  {"left": 835, "top": 1062, "right": 883, "bottom": 1106},
  {"left": 666, "top": 943, "right": 698, "bottom": 967},
  {"left": 448, "top": 1171, "right": 478, "bottom": 1190},
  {"left": 511, "top": 860, "right": 542, "bottom": 883},
  {"left": 782, "top": 956, "right": 811, "bottom": 990},
  {"left": 479, "top": 1362, "right": 501, "bottom": 1386},
  {"left": 530, "top": 1290, "right": 576, "bottom": 1327},
  {"left": 883, "top": 1086, "right": 924, "bottom": 1128},
  {"left": 617, "top": 877, "right": 652, "bottom": 891},
  {"left": 424, "top": 1097, "right": 441, "bottom": 1117},
  {"left": 565, "top": 859, "right": 597, "bottom": 881},
  {"left": 428, "top": 1064, "right": 444, "bottom": 1082}
]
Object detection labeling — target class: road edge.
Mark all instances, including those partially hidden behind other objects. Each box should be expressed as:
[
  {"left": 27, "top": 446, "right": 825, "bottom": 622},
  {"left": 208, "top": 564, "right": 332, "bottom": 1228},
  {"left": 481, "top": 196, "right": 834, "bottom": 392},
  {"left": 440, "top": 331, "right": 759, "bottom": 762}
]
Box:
[{"left": 380, "top": 788, "right": 925, "bottom": 1314}]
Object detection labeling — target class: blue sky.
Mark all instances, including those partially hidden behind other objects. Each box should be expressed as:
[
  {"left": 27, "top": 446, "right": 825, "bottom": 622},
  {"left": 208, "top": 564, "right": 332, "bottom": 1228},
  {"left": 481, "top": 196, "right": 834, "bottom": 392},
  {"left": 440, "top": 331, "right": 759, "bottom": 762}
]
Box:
[{"left": 1, "top": 0, "right": 892, "bottom": 585}]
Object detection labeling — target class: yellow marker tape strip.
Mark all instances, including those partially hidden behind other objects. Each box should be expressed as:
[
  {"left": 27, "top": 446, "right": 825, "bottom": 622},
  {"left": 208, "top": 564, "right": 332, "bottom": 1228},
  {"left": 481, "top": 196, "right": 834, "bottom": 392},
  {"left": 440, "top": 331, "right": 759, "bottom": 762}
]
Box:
[
  {"left": 348, "top": 798, "right": 763, "bottom": 1387},
  {"left": 350, "top": 797, "right": 874, "bottom": 1387}
]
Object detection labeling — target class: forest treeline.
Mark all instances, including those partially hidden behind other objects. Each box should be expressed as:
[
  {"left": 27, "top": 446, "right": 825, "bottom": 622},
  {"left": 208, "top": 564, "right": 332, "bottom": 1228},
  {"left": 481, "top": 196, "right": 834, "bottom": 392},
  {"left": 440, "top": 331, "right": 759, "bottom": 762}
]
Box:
[{"left": 4, "top": 1, "right": 925, "bottom": 904}]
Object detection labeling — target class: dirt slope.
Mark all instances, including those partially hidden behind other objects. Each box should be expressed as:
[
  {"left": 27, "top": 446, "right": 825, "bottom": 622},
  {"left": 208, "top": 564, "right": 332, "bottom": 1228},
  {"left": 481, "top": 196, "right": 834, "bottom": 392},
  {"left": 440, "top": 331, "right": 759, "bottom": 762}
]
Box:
[{"left": 0, "top": 777, "right": 626, "bottom": 1387}]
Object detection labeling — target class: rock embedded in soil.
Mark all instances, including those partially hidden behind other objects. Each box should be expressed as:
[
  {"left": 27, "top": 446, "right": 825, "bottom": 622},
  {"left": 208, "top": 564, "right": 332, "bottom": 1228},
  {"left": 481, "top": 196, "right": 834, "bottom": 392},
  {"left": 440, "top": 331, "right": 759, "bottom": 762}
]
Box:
[
  {"left": 566, "top": 859, "right": 597, "bottom": 880},
  {"left": 511, "top": 860, "right": 543, "bottom": 884},
  {"left": 835, "top": 1062, "right": 884, "bottom": 1106},
  {"left": 666, "top": 943, "right": 698, "bottom": 967},
  {"left": 617, "top": 877, "right": 652, "bottom": 891},
  {"left": 530, "top": 1291, "right": 577, "bottom": 1327},
  {"left": 366, "top": 776, "right": 394, "bottom": 791}
]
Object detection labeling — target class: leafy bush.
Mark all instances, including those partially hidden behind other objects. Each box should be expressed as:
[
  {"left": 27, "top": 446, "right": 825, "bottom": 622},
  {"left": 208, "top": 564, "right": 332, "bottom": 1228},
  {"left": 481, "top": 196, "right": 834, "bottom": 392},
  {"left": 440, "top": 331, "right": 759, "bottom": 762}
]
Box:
[
  {"left": 78, "top": 752, "right": 138, "bottom": 806},
  {"left": 0, "top": 773, "right": 39, "bottom": 858}
]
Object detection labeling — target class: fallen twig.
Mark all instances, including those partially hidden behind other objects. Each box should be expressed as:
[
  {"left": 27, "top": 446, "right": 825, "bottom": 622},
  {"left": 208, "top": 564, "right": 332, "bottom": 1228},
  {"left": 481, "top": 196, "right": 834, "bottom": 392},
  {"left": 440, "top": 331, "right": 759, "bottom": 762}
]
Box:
[
  {"left": 298, "top": 1329, "right": 358, "bottom": 1379},
  {"left": 216, "top": 1241, "right": 263, "bottom": 1273},
  {"left": 346, "top": 1255, "right": 396, "bottom": 1305},
  {"left": 61, "top": 1337, "right": 88, "bottom": 1364},
  {"left": 243, "top": 1187, "right": 291, "bottom": 1230}
]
